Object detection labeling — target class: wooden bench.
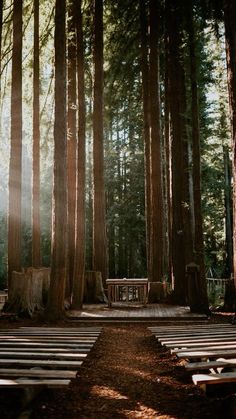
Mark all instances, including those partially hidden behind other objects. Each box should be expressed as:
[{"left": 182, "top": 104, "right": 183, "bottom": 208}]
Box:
[
  {"left": 192, "top": 372, "right": 236, "bottom": 393},
  {"left": 148, "top": 323, "right": 236, "bottom": 394},
  {"left": 0, "top": 327, "right": 102, "bottom": 387},
  {"left": 185, "top": 358, "right": 236, "bottom": 372}
]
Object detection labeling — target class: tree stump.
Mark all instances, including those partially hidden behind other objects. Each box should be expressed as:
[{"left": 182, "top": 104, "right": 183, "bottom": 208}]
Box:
[
  {"left": 186, "top": 262, "right": 203, "bottom": 313},
  {"left": 148, "top": 281, "right": 167, "bottom": 303},
  {"left": 83, "top": 271, "right": 107, "bottom": 303},
  {"left": 4, "top": 267, "right": 50, "bottom": 317}
]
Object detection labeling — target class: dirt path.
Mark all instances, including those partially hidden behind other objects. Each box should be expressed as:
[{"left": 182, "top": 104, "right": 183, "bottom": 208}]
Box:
[{"left": 26, "top": 324, "right": 222, "bottom": 419}]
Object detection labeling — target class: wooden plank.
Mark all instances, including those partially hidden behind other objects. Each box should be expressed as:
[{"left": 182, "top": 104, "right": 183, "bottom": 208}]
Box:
[
  {"left": 0, "top": 342, "right": 92, "bottom": 350},
  {"left": 0, "top": 359, "right": 83, "bottom": 369},
  {"left": 177, "top": 349, "right": 236, "bottom": 359},
  {"left": 185, "top": 359, "right": 236, "bottom": 371},
  {"left": 0, "top": 368, "right": 77, "bottom": 378},
  {"left": 0, "top": 378, "right": 70, "bottom": 388},
  {"left": 171, "top": 343, "right": 236, "bottom": 354},
  {"left": 163, "top": 336, "right": 236, "bottom": 346},
  {"left": 192, "top": 372, "right": 236, "bottom": 385},
  {"left": 0, "top": 347, "right": 91, "bottom": 353},
  {"left": 155, "top": 332, "right": 236, "bottom": 340},
  {"left": 0, "top": 330, "right": 99, "bottom": 340},
  {"left": 19, "top": 327, "right": 102, "bottom": 331},
  {"left": 0, "top": 351, "right": 87, "bottom": 360},
  {"left": 149, "top": 324, "right": 233, "bottom": 331},
  {"left": 0, "top": 336, "right": 97, "bottom": 342}
]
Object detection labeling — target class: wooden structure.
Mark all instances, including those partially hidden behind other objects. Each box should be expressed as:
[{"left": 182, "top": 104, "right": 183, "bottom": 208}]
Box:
[
  {"left": 68, "top": 303, "right": 207, "bottom": 321},
  {"left": 149, "top": 322, "right": 236, "bottom": 394},
  {"left": 0, "top": 326, "right": 102, "bottom": 388},
  {"left": 106, "top": 278, "right": 148, "bottom": 308}
]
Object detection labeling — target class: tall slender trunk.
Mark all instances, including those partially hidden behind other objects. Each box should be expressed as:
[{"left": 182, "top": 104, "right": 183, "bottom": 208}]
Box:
[
  {"left": 67, "top": 0, "right": 77, "bottom": 299},
  {"left": 140, "top": 0, "right": 151, "bottom": 277},
  {"left": 166, "top": 0, "right": 187, "bottom": 303},
  {"left": 223, "top": 145, "right": 233, "bottom": 276},
  {"left": 46, "top": 0, "right": 67, "bottom": 320},
  {"left": 8, "top": 0, "right": 23, "bottom": 293},
  {"left": 32, "top": 0, "right": 41, "bottom": 267},
  {"left": 224, "top": 0, "right": 236, "bottom": 292},
  {"left": 92, "top": 0, "right": 107, "bottom": 284},
  {"left": 72, "top": 0, "right": 86, "bottom": 309},
  {"left": 149, "top": 0, "right": 163, "bottom": 282},
  {"left": 187, "top": 2, "right": 208, "bottom": 310},
  {"left": 164, "top": 25, "right": 172, "bottom": 284},
  {"left": 0, "top": 0, "right": 3, "bottom": 78}
]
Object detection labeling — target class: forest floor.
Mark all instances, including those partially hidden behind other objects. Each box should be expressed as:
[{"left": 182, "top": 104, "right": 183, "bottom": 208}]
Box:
[{"left": 0, "top": 313, "right": 235, "bottom": 419}]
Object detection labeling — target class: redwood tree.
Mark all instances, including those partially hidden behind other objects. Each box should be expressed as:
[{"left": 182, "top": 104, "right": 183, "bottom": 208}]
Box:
[
  {"left": 187, "top": 1, "right": 209, "bottom": 309},
  {"left": 148, "top": 0, "right": 164, "bottom": 283},
  {"left": 224, "top": 0, "right": 236, "bottom": 291},
  {"left": 32, "top": 0, "right": 41, "bottom": 267},
  {"left": 92, "top": 0, "right": 107, "bottom": 284},
  {"left": 72, "top": 0, "right": 86, "bottom": 309},
  {"left": 8, "top": 0, "right": 23, "bottom": 292},
  {"left": 140, "top": 0, "right": 151, "bottom": 278},
  {"left": 46, "top": 0, "right": 67, "bottom": 320},
  {"left": 67, "top": 0, "right": 77, "bottom": 297},
  {"left": 166, "top": 0, "right": 188, "bottom": 303}
]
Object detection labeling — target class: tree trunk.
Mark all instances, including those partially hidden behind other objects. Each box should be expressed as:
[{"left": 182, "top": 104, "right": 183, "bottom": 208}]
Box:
[
  {"left": 92, "top": 0, "right": 107, "bottom": 285},
  {"left": 164, "top": 25, "right": 172, "bottom": 284},
  {"left": 72, "top": 0, "right": 86, "bottom": 309},
  {"left": 166, "top": 0, "right": 188, "bottom": 304},
  {"left": 46, "top": 0, "right": 67, "bottom": 321},
  {"left": 8, "top": 0, "right": 23, "bottom": 296},
  {"left": 83, "top": 271, "right": 107, "bottom": 303},
  {"left": 224, "top": 0, "right": 236, "bottom": 295},
  {"left": 4, "top": 268, "right": 48, "bottom": 317},
  {"left": 140, "top": 0, "right": 151, "bottom": 278},
  {"left": 148, "top": 0, "right": 164, "bottom": 283},
  {"left": 32, "top": 0, "right": 41, "bottom": 268},
  {"left": 67, "top": 0, "right": 77, "bottom": 299},
  {"left": 0, "top": 0, "right": 3, "bottom": 77},
  {"left": 223, "top": 145, "right": 233, "bottom": 277},
  {"left": 187, "top": 1, "right": 209, "bottom": 311}
]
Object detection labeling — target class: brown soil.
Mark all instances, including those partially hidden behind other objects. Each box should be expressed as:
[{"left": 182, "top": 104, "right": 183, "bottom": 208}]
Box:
[{"left": 0, "top": 315, "right": 234, "bottom": 418}]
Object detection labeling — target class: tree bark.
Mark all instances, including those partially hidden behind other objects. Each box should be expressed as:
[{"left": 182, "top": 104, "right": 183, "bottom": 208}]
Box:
[
  {"left": 148, "top": 0, "right": 164, "bottom": 283},
  {"left": 223, "top": 145, "right": 233, "bottom": 277},
  {"left": 67, "top": 0, "right": 77, "bottom": 299},
  {"left": 166, "top": 0, "right": 188, "bottom": 303},
  {"left": 92, "top": 0, "right": 107, "bottom": 284},
  {"left": 8, "top": 0, "right": 23, "bottom": 295},
  {"left": 72, "top": 0, "right": 86, "bottom": 309},
  {"left": 140, "top": 0, "right": 151, "bottom": 278},
  {"left": 224, "top": 0, "right": 236, "bottom": 294},
  {"left": 32, "top": 0, "right": 41, "bottom": 268},
  {"left": 187, "top": 2, "right": 209, "bottom": 311},
  {"left": 46, "top": 0, "right": 67, "bottom": 321}
]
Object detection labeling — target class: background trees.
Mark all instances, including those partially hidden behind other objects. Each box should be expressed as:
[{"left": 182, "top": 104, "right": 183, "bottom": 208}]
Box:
[{"left": 0, "top": 0, "right": 234, "bottom": 315}]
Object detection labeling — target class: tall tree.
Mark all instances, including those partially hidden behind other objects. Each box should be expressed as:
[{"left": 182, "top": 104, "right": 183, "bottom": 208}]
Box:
[
  {"left": 187, "top": 1, "right": 209, "bottom": 309},
  {"left": 8, "top": 0, "right": 23, "bottom": 292},
  {"left": 140, "top": 0, "right": 151, "bottom": 277},
  {"left": 67, "top": 0, "right": 77, "bottom": 297},
  {"left": 148, "top": 0, "right": 164, "bottom": 283},
  {"left": 32, "top": 0, "right": 41, "bottom": 267},
  {"left": 46, "top": 0, "right": 67, "bottom": 320},
  {"left": 0, "top": 0, "right": 3, "bottom": 77},
  {"left": 92, "top": 0, "right": 107, "bottom": 283},
  {"left": 166, "top": 0, "right": 189, "bottom": 303},
  {"left": 72, "top": 0, "right": 86, "bottom": 309},
  {"left": 224, "top": 0, "right": 236, "bottom": 291}
]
